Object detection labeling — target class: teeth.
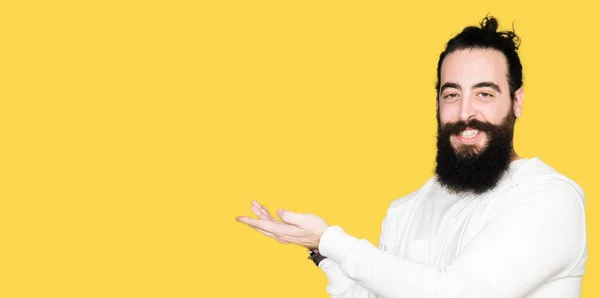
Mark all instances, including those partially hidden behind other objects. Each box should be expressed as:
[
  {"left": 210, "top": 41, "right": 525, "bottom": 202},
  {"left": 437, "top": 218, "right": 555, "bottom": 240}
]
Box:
[{"left": 460, "top": 129, "right": 479, "bottom": 139}]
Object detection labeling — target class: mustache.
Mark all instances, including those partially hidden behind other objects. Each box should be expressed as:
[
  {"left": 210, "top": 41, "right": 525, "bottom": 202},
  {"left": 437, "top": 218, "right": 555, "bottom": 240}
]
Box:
[{"left": 441, "top": 119, "right": 497, "bottom": 135}]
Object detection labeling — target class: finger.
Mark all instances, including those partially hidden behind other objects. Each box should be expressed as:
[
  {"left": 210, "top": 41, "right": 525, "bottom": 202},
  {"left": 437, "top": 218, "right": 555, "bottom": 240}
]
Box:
[
  {"left": 236, "top": 212, "right": 275, "bottom": 235},
  {"left": 236, "top": 216, "right": 275, "bottom": 231},
  {"left": 236, "top": 216, "right": 297, "bottom": 236},
  {"left": 256, "top": 205, "right": 273, "bottom": 219},
  {"left": 251, "top": 205, "right": 269, "bottom": 220},
  {"left": 253, "top": 227, "right": 290, "bottom": 244},
  {"left": 251, "top": 200, "right": 265, "bottom": 211},
  {"left": 251, "top": 200, "right": 274, "bottom": 219},
  {"left": 250, "top": 200, "right": 268, "bottom": 216},
  {"left": 252, "top": 204, "right": 278, "bottom": 221},
  {"left": 277, "top": 209, "right": 304, "bottom": 226},
  {"left": 255, "top": 227, "right": 276, "bottom": 238},
  {"left": 261, "top": 206, "right": 278, "bottom": 221}
]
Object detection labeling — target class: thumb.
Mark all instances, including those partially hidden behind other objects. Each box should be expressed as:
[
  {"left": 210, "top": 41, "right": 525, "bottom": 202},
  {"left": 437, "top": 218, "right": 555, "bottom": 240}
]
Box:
[{"left": 277, "top": 209, "right": 303, "bottom": 226}]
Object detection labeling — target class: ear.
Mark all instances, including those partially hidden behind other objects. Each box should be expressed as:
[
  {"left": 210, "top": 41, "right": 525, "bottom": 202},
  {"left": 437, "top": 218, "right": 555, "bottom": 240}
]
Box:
[{"left": 513, "top": 88, "right": 524, "bottom": 118}]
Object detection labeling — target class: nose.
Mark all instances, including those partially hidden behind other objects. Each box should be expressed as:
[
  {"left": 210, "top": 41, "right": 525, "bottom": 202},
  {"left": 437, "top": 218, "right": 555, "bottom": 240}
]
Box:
[{"left": 458, "top": 97, "right": 476, "bottom": 122}]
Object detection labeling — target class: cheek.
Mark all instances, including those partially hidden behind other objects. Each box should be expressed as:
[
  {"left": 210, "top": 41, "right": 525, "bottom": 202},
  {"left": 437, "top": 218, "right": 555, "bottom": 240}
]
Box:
[
  {"left": 479, "top": 105, "right": 506, "bottom": 124},
  {"left": 479, "top": 97, "right": 513, "bottom": 123},
  {"left": 439, "top": 105, "right": 456, "bottom": 124}
]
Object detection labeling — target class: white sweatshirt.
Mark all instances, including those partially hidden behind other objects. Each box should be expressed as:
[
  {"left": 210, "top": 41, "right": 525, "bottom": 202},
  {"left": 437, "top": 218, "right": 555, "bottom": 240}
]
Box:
[{"left": 318, "top": 157, "right": 587, "bottom": 298}]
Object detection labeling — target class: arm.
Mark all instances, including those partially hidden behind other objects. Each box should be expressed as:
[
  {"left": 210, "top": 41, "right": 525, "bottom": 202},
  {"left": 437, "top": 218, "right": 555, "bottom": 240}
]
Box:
[
  {"left": 319, "top": 259, "right": 375, "bottom": 298},
  {"left": 318, "top": 217, "right": 391, "bottom": 298},
  {"left": 318, "top": 181, "right": 587, "bottom": 298},
  {"left": 236, "top": 201, "right": 378, "bottom": 297}
]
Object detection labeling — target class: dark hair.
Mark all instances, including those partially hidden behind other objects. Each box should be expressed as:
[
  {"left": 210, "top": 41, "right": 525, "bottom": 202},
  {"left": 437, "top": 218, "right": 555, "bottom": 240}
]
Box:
[{"left": 435, "top": 16, "right": 523, "bottom": 100}]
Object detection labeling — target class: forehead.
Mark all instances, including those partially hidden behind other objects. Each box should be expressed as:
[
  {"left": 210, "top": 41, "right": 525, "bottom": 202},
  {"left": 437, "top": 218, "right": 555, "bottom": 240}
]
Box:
[{"left": 440, "top": 49, "right": 508, "bottom": 87}]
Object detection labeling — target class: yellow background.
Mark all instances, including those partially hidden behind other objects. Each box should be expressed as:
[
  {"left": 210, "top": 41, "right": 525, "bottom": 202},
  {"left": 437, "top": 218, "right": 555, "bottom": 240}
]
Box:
[{"left": 1, "top": 0, "right": 598, "bottom": 297}]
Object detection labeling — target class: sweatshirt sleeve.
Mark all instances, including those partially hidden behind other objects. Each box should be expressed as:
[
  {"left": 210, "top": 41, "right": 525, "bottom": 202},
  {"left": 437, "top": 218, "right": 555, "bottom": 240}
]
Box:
[
  {"left": 317, "top": 207, "right": 395, "bottom": 298},
  {"left": 318, "top": 259, "right": 375, "bottom": 298},
  {"left": 318, "top": 181, "right": 587, "bottom": 298}
]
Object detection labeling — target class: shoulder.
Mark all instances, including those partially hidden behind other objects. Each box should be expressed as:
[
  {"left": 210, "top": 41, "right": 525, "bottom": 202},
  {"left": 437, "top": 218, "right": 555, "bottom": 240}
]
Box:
[
  {"left": 510, "top": 157, "right": 585, "bottom": 205},
  {"left": 502, "top": 158, "right": 587, "bottom": 275},
  {"left": 388, "top": 177, "right": 438, "bottom": 210}
]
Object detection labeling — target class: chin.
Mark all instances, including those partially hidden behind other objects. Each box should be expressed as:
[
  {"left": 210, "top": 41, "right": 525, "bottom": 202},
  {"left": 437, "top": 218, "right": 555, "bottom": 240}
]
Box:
[{"left": 451, "top": 139, "right": 488, "bottom": 156}]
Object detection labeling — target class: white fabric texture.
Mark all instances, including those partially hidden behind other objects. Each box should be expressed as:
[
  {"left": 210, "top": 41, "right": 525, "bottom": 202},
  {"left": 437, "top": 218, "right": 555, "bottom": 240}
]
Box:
[{"left": 318, "top": 157, "right": 587, "bottom": 298}]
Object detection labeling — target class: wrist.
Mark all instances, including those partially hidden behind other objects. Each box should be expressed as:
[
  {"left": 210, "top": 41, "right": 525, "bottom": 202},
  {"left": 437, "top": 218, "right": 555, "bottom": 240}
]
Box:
[
  {"left": 308, "top": 248, "right": 327, "bottom": 266},
  {"left": 311, "top": 225, "right": 329, "bottom": 250}
]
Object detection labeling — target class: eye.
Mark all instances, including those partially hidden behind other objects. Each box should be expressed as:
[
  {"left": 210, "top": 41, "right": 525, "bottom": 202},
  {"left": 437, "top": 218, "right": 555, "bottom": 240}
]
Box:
[
  {"left": 442, "top": 93, "right": 460, "bottom": 100},
  {"left": 477, "top": 92, "right": 494, "bottom": 98}
]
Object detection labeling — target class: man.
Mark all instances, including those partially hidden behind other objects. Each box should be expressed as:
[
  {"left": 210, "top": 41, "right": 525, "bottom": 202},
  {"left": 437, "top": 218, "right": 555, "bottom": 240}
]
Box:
[{"left": 236, "top": 16, "right": 587, "bottom": 298}]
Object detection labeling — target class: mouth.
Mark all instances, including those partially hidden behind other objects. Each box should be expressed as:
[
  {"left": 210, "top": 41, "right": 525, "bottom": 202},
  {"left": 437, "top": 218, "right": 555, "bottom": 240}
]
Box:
[{"left": 454, "top": 127, "right": 482, "bottom": 144}]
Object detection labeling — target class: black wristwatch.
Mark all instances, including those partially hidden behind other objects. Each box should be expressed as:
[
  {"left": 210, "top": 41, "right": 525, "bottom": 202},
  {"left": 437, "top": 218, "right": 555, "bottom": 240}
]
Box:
[{"left": 308, "top": 249, "right": 327, "bottom": 266}]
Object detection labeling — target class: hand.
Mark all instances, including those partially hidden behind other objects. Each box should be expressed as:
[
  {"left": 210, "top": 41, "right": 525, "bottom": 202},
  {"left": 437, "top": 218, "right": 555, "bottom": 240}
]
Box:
[{"left": 236, "top": 200, "right": 329, "bottom": 249}]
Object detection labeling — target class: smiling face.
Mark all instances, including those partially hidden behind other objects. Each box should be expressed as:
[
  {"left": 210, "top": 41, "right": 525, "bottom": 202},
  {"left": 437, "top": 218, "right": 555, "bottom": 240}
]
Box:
[
  {"left": 435, "top": 48, "right": 524, "bottom": 194},
  {"left": 438, "top": 48, "right": 522, "bottom": 155}
]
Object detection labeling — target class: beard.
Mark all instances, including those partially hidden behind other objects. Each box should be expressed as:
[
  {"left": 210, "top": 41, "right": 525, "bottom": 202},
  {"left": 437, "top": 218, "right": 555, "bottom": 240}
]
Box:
[{"left": 435, "top": 111, "right": 516, "bottom": 195}]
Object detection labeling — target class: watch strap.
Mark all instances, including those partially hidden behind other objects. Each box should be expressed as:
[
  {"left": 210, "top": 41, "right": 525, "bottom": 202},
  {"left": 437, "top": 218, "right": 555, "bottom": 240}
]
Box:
[{"left": 308, "top": 249, "right": 327, "bottom": 266}]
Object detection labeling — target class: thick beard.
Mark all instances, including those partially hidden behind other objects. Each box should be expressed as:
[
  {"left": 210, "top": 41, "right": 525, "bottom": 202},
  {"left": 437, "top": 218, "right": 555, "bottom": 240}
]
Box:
[{"left": 435, "top": 112, "right": 516, "bottom": 195}]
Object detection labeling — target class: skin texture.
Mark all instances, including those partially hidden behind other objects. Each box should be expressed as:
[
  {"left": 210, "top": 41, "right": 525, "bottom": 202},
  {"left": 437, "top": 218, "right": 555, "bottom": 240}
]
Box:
[{"left": 236, "top": 48, "right": 526, "bottom": 250}]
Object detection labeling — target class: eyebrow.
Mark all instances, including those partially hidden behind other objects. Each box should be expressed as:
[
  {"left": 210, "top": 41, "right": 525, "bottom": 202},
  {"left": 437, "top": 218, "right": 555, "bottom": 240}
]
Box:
[
  {"left": 440, "top": 81, "right": 502, "bottom": 93},
  {"left": 473, "top": 82, "right": 501, "bottom": 93},
  {"left": 440, "top": 82, "right": 461, "bottom": 93}
]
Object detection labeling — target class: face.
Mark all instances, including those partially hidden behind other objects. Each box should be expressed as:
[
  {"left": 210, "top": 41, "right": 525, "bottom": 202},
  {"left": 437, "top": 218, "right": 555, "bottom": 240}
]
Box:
[
  {"left": 435, "top": 49, "right": 524, "bottom": 194},
  {"left": 438, "top": 49, "right": 522, "bottom": 154}
]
